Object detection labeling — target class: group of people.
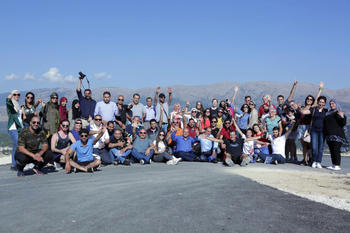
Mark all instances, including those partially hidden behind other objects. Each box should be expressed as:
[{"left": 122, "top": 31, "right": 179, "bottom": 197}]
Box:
[{"left": 6, "top": 78, "right": 349, "bottom": 177}]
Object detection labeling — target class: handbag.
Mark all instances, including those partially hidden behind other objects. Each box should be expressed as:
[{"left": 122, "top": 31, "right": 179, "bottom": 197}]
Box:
[{"left": 302, "top": 107, "right": 316, "bottom": 143}]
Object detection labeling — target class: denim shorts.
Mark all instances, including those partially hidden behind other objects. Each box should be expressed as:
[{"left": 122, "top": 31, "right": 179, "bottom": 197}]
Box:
[{"left": 297, "top": 125, "right": 310, "bottom": 140}]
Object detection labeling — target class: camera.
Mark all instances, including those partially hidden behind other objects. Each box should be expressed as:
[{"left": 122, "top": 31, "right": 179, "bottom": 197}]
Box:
[{"left": 79, "top": 72, "right": 86, "bottom": 80}]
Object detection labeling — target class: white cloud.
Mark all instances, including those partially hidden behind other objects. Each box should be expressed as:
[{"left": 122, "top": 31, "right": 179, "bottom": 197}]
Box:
[
  {"left": 4, "top": 73, "right": 20, "bottom": 80},
  {"left": 42, "top": 67, "right": 75, "bottom": 83},
  {"left": 23, "top": 73, "right": 36, "bottom": 80},
  {"left": 95, "top": 72, "right": 111, "bottom": 79}
]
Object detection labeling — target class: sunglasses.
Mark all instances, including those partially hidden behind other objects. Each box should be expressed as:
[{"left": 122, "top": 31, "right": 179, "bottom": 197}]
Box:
[
  {"left": 139, "top": 132, "right": 146, "bottom": 134},
  {"left": 51, "top": 97, "right": 58, "bottom": 99},
  {"left": 159, "top": 134, "right": 165, "bottom": 136},
  {"left": 62, "top": 124, "right": 69, "bottom": 127},
  {"left": 75, "top": 122, "right": 82, "bottom": 124},
  {"left": 13, "top": 94, "right": 20, "bottom": 96},
  {"left": 118, "top": 98, "right": 124, "bottom": 101},
  {"left": 95, "top": 118, "right": 102, "bottom": 121},
  {"left": 80, "top": 134, "right": 88, "bottom": 138},
  {"left": 32, "top": 121, "right": 40, "bottom": 125},
  {"left": 26, "top": 96, "right": 33, "bottom": 99},
  {"left": 211, "top": 121, "right": 217, "bottom": 123},
  {"left": 225, "top": 122, "right": 231, "bottom": 124}
]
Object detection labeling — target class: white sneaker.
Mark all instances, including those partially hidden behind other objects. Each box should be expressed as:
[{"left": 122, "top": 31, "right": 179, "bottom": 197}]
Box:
[
  {"left": 173, "top": 157, "right": 182, "bottom": 165},
  {"left": 316, "top": 163, "right": 322, "bottom": 169},
  {"left": 139, "top": 159, "right": 145, "bottom": 165},
  {"left": 326, "top": 165, "right": 335, "bottom": 170},
  {"left": 333, "top": 166, "right": 341, "bottom": 171},
  {"left": 166, "top": 159, "right": 176, "bottom": 165},
  {"left": 149, "top": 159, "right": 152, "bottom": 164},
  {"left": 311, "top": 162, "right": 317, "bottom": 168}
]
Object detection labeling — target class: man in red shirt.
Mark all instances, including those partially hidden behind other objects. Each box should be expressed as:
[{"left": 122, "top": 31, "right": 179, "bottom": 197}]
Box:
[{"left": 219, "top": 119, "right": 236, "bottom": 140}]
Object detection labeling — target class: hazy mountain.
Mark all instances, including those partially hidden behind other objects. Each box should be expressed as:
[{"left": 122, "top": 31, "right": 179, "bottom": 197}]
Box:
[{"left": 1, "top": 81, "right": 349, "bottom": 122}]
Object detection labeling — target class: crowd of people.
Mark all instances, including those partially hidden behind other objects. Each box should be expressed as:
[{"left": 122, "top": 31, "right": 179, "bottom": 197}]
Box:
[{"left": 6, "top": 78, "right": 349, "bottom": 177}]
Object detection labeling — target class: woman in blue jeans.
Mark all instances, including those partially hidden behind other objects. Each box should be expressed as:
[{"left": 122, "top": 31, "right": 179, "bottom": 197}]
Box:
[
  {"left": 301, "top": 95, "right": 328, "bottom": 168},
  {"left": 6, "top": 90, "right": 24, "bottom": 171}
]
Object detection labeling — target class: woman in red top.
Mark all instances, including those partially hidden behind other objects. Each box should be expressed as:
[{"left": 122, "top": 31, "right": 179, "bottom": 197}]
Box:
[
  {"left": 59, "top": 97, "right": 68, "bottom": 122},
  {"left": 253, "top": 123, "right": 269, "bottom": 154},
  {"left": 199, "top": 108, "right": 211, "bottom": 132}
]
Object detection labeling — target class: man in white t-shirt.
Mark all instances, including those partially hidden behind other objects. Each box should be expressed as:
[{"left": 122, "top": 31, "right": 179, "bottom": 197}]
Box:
[{"left": 258, "top": 124, "right": 296, "bottom": 164}]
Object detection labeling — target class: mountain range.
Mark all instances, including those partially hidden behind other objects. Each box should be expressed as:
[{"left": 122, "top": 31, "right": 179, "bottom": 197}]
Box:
[{"left": 1, "top": 81, "right": 349, "bottom": 122}]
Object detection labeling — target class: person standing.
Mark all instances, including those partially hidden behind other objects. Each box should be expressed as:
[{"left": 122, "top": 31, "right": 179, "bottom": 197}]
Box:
[
  {"left": 94, "top": 91, "right": 119, "bottom": 124},
  {"left": 115, "top": 95, "right": 132, "bottom": 130},
  {"left": 59, "top": 97, "right": 68, "bottom": 123},
  {"left": 21, "top": 92, "right": 41, "bottom": 127},
  {"left": 40, "top": 92, "right": 60, "bottom": 135},
  {"left": 324, "top": 99, "right": 349, "bottom": 171},
  {"left": 68, "top": 99, "right": 81, "bottom": 130},
  {"left": 155, "top": 87, "right": 173, "bottom": 132},
  {"left": 129, "top": 93, "right": 146, "bottom": 123},
  {"left": 144, "top": 97, "right": 156, "bottom": 130},
  {"left": 6, "top": 90, "right": 23, "bottom": 170},
  {"left": 77, "top": 77, "right": 96, "bottom": 128}
]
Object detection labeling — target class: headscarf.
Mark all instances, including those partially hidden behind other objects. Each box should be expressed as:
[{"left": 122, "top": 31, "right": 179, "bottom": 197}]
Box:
[
  {"left": 59, "top": 97, "right": 68, "bottom": 122},
  {"left": 326, "top": 98, "right": 342, "bottom": 116},
  {"left": 11, "top": 90, "right": 21, "bottom": 113},
  {"left": 72, "top": 99, "right": 81, "bottom": 120}
]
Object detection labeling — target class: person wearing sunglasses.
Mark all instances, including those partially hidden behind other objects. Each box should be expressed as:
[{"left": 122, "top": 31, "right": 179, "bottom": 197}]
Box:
[
  {"left": 15, "top": 116, "right": 54, "bottom": 176},
  {"left": 71, "top": 119, "right": 83, "bottom": 141},
  {"left": 64, "top": 128, "right": 104, "bottom": 173},
  {"left": 50, "top": 120, "right": 76, "bottom": 169},
  {"left": 21, "top": 91, "right": 41, "bottom": 127},
  {"left": 153, "top": 131, "right": 182, "bottom": 165},
  {"left": 88, "top": 114, "right": 111, "bottom": 165},
  {"left": 247, "top": 101, "right": 258, "bottom": 129},
  {"left": 6, "top": 90, "right": 24, "bottom": 171},
  {"left": 108, "top": 129, "right": 133, "bottom": 166},
  {"left": 155, "top": 87, "right": 173, "bottom": 132},
  {"left": 115, "top": 95, "right": 132, "bottom": 130},
  {"left": 131, "top": 129, "right": 154, "bottom": 164},
  {"left": 171, "top": 128, "right": 198, "bottom": 161},
  {"left": 40, "top": 92, "right": 60, "bottom": 135}
]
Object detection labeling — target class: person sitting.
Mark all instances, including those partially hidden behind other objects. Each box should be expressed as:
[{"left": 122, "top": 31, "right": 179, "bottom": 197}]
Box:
[
  {"left": 153, "top": 131, "right": 182, "bottom": 165},
  {"left": 171, "top": 128, "right": 198, "bottom": 161},
  {"left": 221, "top": 130, "right": 251, "bottom": 167},
  {"left": 147, "top": 119, "right": 160, "bottom": 142},
  {"left": 15, "top": 116, "right": 54, "bottom": 176},
  {"left": 50, "top": 120, "right": 76, "bottom": 169},
  {"left": 197, "top": 127, "right": 218, "bottom": 163},
  {"left": 131, "top": 129, "right": 154, "bottom": 164},
  {"left": 64, "top": 128, "right": 103, "bottom": 173},
  {"left": 108, "top": 129, "right": 132, "bottom": 166},
  {"left": 89, "top": 114, "right": 111, "bottom": 164},
  {"left": 219, "top": 119, "right": 236, "bottom": 140},
  {"left": 257, "top": 124, "right": 297, "bottom": 165},
  {"left": 70, "top": 118, "right": 82, "bottom": 141}
]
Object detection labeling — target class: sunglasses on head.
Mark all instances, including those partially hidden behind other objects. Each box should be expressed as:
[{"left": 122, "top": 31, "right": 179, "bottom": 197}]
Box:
[
  {"left": 13, "top": 93, "right": 20, "bottom": 96},
  {"left": 80, "top": 134, "right": 88, "bottom": 138},
  {"left": 32, "top": 121, "right": 40, "bottom": 125}
]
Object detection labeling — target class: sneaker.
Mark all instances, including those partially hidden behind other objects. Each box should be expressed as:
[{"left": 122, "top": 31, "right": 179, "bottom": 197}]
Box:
[
  {"left": 326, "top": 165, "right": 335, "bottom": 170},
  {"left": 87, "top": 168, "right": 94, "bottom": 173},
  {"left": 225, "top": 158, "right": 234, "bottom": 167},
  {"left": 32, "top": 166, "right": 44, "bottom": 175},
  {"left": 166, "top": 159, "right": 176, "bottom": 165},
  {"left": 211, "top": 158, "right": 218, "bottom": 164},
  {"left": 311, "top": 162, "right": 317, "bottom": 168},
  {"left": 274, "top": 160, "right": 278, "bottom": 165},
  {"left": 174, "top": 157, "right": 182, "bottom": 165},
  {"left": 139, "top": 159, "right": 145, "bottom": 165},
  {"left": 54, "top": 162, "right": 63, "bottom": 171},
  {"left": 17, "top": 170, "right": 24, "bottom": 177},
  {"left": 240, "top": 157, "right": 250, "bottom": 167},
  {"left": 113, "top": 161, "right": 119, "bottom": 166},
  {"left": 149, "top": 159, "right": 152, "bottom": 164},
  {"left": 123, "top": 159, "right": 131, "bottom": 166},
  {"left": 316, "top": 163, "right": 322, "bottom": 169},
  {"left": 333, "top": 166, "right": 341, "bottom": 171}
]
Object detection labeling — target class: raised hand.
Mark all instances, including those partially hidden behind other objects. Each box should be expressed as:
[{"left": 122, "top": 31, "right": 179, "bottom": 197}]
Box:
[
  {"left": 156, "top": 86, "right": 161, "bottom": 93},
  {"left": 168, "top": 87, "right": 172, "bottom": 94},
  {"left": 338, "top": 111, "right": 344, "bottom": 118},
  {"left": 320, "top": 81, "right": 324, "bottom": 89},
  {"left": 234, "top": 86, "right": 239, "bottom": 92}
]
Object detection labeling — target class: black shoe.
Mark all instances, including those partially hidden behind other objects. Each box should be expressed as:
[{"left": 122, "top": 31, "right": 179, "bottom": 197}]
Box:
[
  {"left": 87, "top": 168, "right": 94, "bottom": 173},
  {"left": 123, "top": 159, "right": 131, "bottom": 166},
  {"left": 211, "top": 159, "right": 218, "bottom": 163},
  {"left": 10, "top": 166, "right": 18, "bottom": 171}
]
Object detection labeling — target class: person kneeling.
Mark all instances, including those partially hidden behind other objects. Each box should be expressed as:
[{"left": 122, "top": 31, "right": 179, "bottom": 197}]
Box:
[
  {"left": 64, "top": 128, "right": 104, "bottom": 173},
  {"left": 108, "top": 129, "right": 132, "bottom": 166}
]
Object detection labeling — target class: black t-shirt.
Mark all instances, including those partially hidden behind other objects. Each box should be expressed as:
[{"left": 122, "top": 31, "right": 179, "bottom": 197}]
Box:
[
  {"left": 210, "top": 108, "right": 218, "bottom": 119},
  {"left": 109, "top": 137, "right": 126, "bottom": 150},
  {"left": 211, "top": 128, "right": 219, "bottom": 138},
  {"left": 116, "top": 104, "right": 132, "bottom": 125},
  {"left": 224, "top": 138, "right": 244, "bottom": 156},
  {"left": 310, "top": 107, "right": 328, "bottom": 132}
]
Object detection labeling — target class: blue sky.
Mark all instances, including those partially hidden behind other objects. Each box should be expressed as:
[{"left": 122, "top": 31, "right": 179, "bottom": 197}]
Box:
[{"left": 1, "top": 0, "right": 349, "bottom": 92}]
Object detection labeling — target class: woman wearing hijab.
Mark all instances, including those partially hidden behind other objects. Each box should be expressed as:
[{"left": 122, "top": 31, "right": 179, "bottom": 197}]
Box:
[
  {"left": 6, "top": 90, "right": 23, "bottom": 170},
  {"left": 59, "top": 97, "right": 68, "bottom": 122},
  {"left": 40, "top": 92, "right": 60, "bottom": 135},
  {"left": 68, "top": 99, "right": 81, "bottom": 130},
  {"left": 324, "top": 99, "right": 349, "bottom": 171}
]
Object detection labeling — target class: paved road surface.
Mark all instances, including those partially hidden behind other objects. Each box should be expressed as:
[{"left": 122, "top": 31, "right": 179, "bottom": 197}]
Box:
[{"left": 0, "top": 156, "right": 349, "bottom": 233}]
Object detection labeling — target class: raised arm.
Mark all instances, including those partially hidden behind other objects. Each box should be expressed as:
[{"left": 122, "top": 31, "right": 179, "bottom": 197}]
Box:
[
  {"left": 231, "top": 86, "right": 239, "bottom": 106},
  {"left": 154, "top": 87, "right": 160, "bottom": 106},
  {"left": 77, "top": 78, "right": 82, "bottom": 92},
  {"left": 232, "top": 118, "right": 244, "bottom": 138},
  {"left": 159, "top": 104, "right": 164, "bottom": 128},
  {"left": 284, "top": 122, "right": 297, "bottom": 139},
  {"left": 93, "top": 127, "right": 106, "bottom": 145},
  {"left": 168, "top": 87, "right": 173, "bottom": 105},
  {"left": 287, "top": 80, "right": 298, "bottom": 102},
  {"left": 312, "top": 81, "right": 324, "bottom": 107}
]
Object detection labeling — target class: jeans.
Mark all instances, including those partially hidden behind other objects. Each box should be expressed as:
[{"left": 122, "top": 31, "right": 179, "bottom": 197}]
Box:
[
  {"left": 200, "top": 151, "right": 216, "bottom": 162},
  {"left": 153, "top": 152, "right": 173, "bottom": 162},
  {"left": 175, "top": 151, "right": 197, "bottom": 161},
  {"left": 311, "top": 130, "right": 324, "bottom": 163},
  {"left": 109, "top": 148, "right": 132, "bottom": 163},
  {"left": 131, "top": 148, "right": 153, "bottom": 163},
  {"left": 15, "top": 151, "right": 54, "bottom": 172},
  {"left": 160, "top": 123, "right": 168, "bottom": 132},
  {"left": 93, "top": 148, "right": 112, "bottom": 164},
  {"left": 8, "top": 130, "right": 18, "bottom": 167},
  {"left": 258, "top": 153, "right": 286, "bottom": 164}
]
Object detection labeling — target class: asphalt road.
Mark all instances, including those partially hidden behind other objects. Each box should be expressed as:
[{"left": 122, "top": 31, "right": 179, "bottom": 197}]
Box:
[{"left": 0, "top": 156, "right": 350, "bottom": 233}]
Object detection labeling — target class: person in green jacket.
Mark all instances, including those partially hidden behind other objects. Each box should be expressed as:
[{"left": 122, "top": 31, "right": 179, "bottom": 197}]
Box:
[
  {"left": 40, "top": 92, "right": 60, "bottom": 136},
  {"left": 6, "top": 90, "right": 23, "bottom": 170}
]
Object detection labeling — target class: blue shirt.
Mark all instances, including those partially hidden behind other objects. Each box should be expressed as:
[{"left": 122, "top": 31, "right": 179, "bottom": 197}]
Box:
[
  {"left": 77, "top": 90, "right": 97, "bottom": 119},
  {"left": 70, "top": 138, "right": 94, "bottom": 162},
  {"left": 133, "top": 136, "right": 152, "bottom": 153},
  {"left": 70, "top": 129, "right": 80, "bottom": 141},
  {"left": 236, "top": 109, "right": 249, "bottom": 130},
  {"left": 94, "top": 101, "right": 119, "bottom": 122},
  {"left": 171, "top": 131, "right": 197, "bottom": 153}
]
